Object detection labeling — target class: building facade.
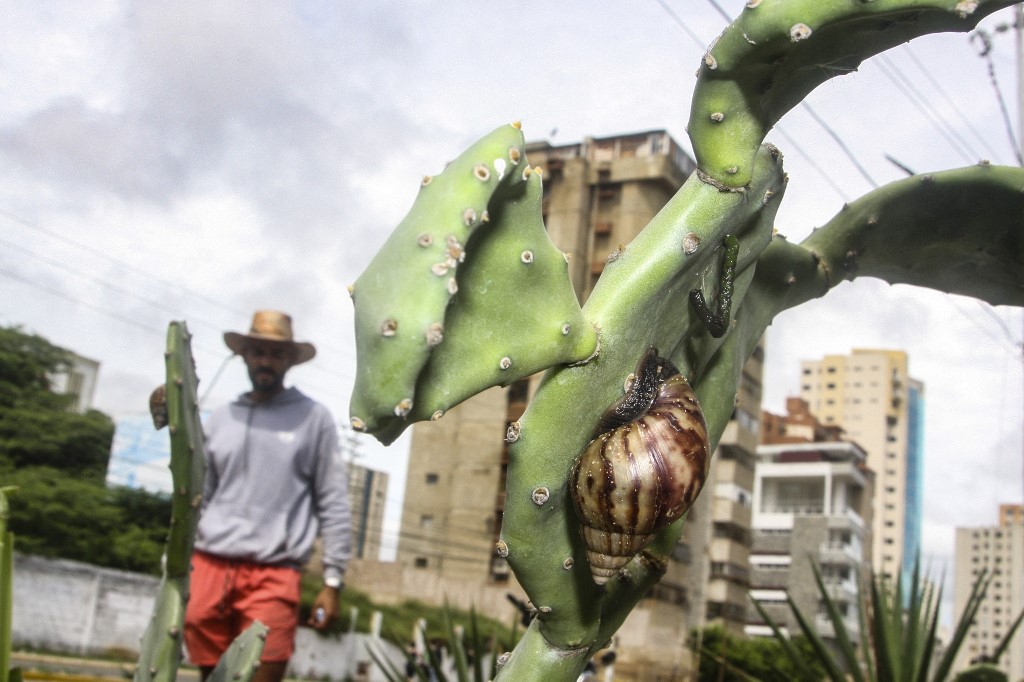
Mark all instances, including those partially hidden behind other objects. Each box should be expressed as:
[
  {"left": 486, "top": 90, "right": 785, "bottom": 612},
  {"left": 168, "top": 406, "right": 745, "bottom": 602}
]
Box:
[
  {"left": 50, "top": 352, "right": 100, "bottom": 413},
  {"left": 953, "top": 504, "right": 1024, "bottom": 679},
  {"left": 798, "top": 349, "right": 923, "bottom": 583},
  {"left": 746, "top": 438, "right": 874, "bottom": 642},
  {"left": 347, "top": 462, "right": 388, "bottom": 561}
]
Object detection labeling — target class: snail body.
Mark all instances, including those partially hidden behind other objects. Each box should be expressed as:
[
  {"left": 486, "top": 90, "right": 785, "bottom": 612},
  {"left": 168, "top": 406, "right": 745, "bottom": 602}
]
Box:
[{"left": 570, "top": 348, "right": 711, "bottom": 585}]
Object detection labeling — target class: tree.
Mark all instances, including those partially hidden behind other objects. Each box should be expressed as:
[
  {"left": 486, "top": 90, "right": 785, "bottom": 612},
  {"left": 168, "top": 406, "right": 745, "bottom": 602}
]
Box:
[
  {"left": 0, "top": 325, "right": 114, "bottom": 481},
  {"left": 692, "top": 626, "right": 825, "bottom": 682}
]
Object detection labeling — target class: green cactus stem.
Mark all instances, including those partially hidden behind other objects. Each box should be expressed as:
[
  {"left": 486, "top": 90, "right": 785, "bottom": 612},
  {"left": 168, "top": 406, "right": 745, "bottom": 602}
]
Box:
[
  {"left": 206, "top": 622, "right": 268, "bottom": 682},
  {"left": 0, "top": 488, "right": 16, "bottom": 682},
  {"left": 135, "top": 321, "right": 206, "bottom": 682},
  {"left": 496, "top": 144, "right": 787, "bottom": 667},
  {"left": 688, "top": 0, "right": 1018, "bottom": 188},
  {"left": 688, "top": 234, "right": 739, "bottom": 337},
  {"left": 349, "top": 123, "right": 597, "bottom": 444}
]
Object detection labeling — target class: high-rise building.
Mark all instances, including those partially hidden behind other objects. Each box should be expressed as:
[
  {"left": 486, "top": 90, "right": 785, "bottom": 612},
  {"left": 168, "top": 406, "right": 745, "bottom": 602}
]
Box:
[
  {"left": 953, "top": 505, "right": 1024, "bottom": 679},
  {"left": 347, "top": 462, "right": 388, "bottom": 561},
  {"left": 798, "top": 349, "right": 923, "bottom": 582},
  {"left": 747, "top": 432, "right": 874, "bottom": 641}
]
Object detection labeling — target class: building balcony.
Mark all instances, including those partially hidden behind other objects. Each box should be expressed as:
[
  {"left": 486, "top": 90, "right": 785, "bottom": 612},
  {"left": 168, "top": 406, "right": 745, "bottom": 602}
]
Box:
[
  {"left": 815, "top": 612, "right": 860, "bottom": 639},
  {"left": 713, "top": 497, "right": 752, "bottom": 528},
  {"left": 751, "top": 530, "right": 791, "bottom": 554},
  {"left": 819, "top": 541, "right": 862, "bottom": 565},
  {"left": 750, "top": 566, "right": 789, "bottom": 589}
]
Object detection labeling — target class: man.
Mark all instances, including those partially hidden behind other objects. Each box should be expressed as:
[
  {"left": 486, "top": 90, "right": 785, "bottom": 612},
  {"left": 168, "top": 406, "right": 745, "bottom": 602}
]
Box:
[{"left": 184, "top": 310, "right": 351, "bottom": 682}]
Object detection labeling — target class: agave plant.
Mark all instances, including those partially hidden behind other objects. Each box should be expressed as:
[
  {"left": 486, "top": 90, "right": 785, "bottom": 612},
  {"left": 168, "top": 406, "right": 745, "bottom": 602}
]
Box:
[
  {"left": 755, "top": 558, "right": 1024, "bottom": 682},
  {"left": 369, "top": 603, "right": 521, "bottom": 682}
]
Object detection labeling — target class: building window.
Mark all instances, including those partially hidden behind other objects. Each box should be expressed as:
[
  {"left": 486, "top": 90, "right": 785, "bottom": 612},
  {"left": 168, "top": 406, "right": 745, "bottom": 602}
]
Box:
[
  {"left": 414, "top": 557, "right": 429, "bottom": 568},
  {"left": 420, "top": 514, "right": 434, "bottom": 528},
  {"left": 425, "top": 473, "right": 439, "bottom": 484}
]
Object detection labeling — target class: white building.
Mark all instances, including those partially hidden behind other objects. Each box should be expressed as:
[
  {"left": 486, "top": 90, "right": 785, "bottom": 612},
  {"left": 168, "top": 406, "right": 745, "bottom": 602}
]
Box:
[{"left": 747, "top": 441, "right": 874, "bottom": 641}]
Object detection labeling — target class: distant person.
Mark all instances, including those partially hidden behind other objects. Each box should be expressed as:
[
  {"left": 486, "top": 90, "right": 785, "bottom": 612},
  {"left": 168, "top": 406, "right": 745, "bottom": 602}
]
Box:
[{"left": 183, "top": 310, "right": 352, "bottom": 682}]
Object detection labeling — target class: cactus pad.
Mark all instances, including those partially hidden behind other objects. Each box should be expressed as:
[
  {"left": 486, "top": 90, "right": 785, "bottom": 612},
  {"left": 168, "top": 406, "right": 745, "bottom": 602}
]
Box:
[
  {"left": 350, "top": 124, "right": 597, "bottom": 443},
  {"left": 689, "top": 0, "right": 1018, "bottom": 188}
]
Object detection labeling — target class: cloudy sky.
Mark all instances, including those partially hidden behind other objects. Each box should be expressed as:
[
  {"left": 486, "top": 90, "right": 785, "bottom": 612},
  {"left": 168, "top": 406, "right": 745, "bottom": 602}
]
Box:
[{"left": 3, "top": 1, "right": 1022, "bottom": 616}]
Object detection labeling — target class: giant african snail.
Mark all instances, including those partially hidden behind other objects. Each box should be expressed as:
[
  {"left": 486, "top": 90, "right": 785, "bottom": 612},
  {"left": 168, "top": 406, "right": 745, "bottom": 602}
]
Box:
[{"left": 569, "top": 348, "right": 711, "bottom": 585}]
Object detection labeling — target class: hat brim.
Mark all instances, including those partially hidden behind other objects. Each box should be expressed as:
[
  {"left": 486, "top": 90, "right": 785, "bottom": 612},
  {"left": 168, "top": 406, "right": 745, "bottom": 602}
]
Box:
[{"left": 224, "top": 332, "right": 316, "bottom": 365}]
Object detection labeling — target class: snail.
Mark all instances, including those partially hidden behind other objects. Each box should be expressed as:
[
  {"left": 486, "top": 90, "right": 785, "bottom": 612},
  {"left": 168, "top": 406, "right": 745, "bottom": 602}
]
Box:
[{"left": 569, "top": 348, "right": 711, "bottom": 585}]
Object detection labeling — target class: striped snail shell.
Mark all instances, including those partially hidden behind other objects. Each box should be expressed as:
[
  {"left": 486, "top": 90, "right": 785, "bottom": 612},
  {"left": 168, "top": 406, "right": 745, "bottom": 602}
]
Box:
[{"left": 570, "top": 348, "right": 711, "bottom": 585}]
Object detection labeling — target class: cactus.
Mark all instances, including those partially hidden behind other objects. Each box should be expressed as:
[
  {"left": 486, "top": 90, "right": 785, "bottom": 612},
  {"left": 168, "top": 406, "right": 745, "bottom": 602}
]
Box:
[
  {"left": 206, "top": 621, "right": 269, "bottom": 682},
  {"left": 349, "top": 122, "right": 597, "bottom": 444},
  {"left": 135, "top": 322, "right": 265, "bottom": 682},
  {"left": 0, "top": 487, "right": 20, "bottom": 682},
  {"left": 349, "top": 0, "right": 1024, "bottom": 679}
]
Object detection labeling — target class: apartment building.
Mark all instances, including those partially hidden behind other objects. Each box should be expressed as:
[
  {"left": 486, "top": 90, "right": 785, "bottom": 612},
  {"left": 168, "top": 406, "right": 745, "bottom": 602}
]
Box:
[
  {"left": 953, "top": 504, "right": 1024, "bottom": 679},
  {"left": 747, "top": 436, "right": 874, "bottom": 641},
  {"left": 799, "top": 350, "right": 923, "bottom": 583},
  {"left": 50, "top": 352, "right": 100, "bottom": 413},
  {"left": 347, "top": 462, "right": 388, "bottom": 561}
]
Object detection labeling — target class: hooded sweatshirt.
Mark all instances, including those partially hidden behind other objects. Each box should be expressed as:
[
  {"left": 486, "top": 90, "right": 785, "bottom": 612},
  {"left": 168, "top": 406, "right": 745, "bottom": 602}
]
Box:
[{"left": 194, "top": 386, "right": 351, "bottom": 584}]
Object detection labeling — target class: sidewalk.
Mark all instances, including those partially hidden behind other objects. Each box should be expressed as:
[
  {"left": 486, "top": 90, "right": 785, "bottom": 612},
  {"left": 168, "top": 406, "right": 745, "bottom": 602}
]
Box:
[{"left": 10, "top": 652, "right": 199, "bottom": 682}]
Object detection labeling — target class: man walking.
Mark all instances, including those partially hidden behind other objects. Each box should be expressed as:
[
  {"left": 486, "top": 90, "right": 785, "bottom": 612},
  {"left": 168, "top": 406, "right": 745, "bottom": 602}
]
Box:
[{"left": 184, "top": 310, "right": 352, "bottom": 682}]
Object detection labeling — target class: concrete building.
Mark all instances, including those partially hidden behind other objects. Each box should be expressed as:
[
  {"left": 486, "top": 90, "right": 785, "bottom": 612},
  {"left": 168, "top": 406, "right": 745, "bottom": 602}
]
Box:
[
  {"left": 746, "top": 437, "right": 874, "bottom": 641},
  {"left": 952, "top": 504, "right": 1024, "bottom": 679},
  {"left": 50, "top": 352, "right": 100, "bottom": 413},
  {"left": 348, "top": 462, "right": 388, "bottom": 561},
  {"left": 798, "top": 349, "right": 924, "bottom": 583}
]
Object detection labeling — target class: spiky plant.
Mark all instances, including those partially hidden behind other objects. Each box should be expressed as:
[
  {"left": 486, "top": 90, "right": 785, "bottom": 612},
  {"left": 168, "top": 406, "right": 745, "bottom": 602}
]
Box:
[{"left": 755, "top": 559, "right": 1024, "bottom": 682}]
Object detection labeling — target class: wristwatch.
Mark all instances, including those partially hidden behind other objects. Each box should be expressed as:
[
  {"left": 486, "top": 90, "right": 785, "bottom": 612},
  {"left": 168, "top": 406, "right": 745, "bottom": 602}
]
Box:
[{"left": 324, "top": 575, "right": 342, "bottom": 590}]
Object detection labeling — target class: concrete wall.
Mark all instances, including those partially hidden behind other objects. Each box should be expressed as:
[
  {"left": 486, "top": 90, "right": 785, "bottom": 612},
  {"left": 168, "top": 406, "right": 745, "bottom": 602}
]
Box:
[{"left": 11, "top": 554, "right": 404, "bottom": 681}]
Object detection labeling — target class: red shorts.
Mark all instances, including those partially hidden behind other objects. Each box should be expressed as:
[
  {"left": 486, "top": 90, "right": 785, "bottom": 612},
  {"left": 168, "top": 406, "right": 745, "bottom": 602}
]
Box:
[{"left": 183, "top": 551, "right": 302, "bottom": 665}]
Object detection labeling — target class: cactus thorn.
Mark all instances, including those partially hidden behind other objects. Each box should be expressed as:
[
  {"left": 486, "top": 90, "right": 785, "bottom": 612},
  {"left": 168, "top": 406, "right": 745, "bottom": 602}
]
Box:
[
  {"left": 447, "top": 278, "right": 458, "bottom": 295},
  {"left": 563, "top": 557, "right": 575, "bottom": 570},
  {"left": 174, "top": 377, "right": 184, "bottom": 386},
  {"left": 481, "top": 209, "right": 490, "bottom": 222},
  {"left": 538, "top": 606, "right": 552, "bottom": 614},
  {"left": 417, "top": 233, "right": 433, "bottom": 247},
  {"left": 790, "top": 23, "right": 812, "bottom": 41},
  {"left": 463, "top": 208, "right": 478, "bottom": 226},
  {"left": 497, "top": 652, "right": 511, "bottom": 667},
  {"left": 531, "top": 487, "right": 550, "bottom": 506},
  {"left": 169, "top": 425, "right": 178, "bottom": 435},
  {"left": 500, "top": 356, "right": 513, "bottom": 370},
  {"left": 351, "top": 416, "right": 366, "bottom": 432},
  {"left": 426, "top": 322, "right": 444, "bottom": 346},
  {"left": 473, "top": 164, "right": 491, "bottom": 182},
  {"left": 955, "top": 1, "right": 979, "bottom": 17},
  {"left": 561, "top": 323, "right": 571, "bottom": 335},
  {"left": 380, "top": 319, "right": 398, "bottom": 337},
  {"left": 394, "top": 399, "right": 413, "bottom": 417},
  {"left": 431, "top": 410, "right": 444, "bottom": 421},
  {"left": 704, "top": 53, "right": 718, "bottom": 70},
  {"left": 431, "top": 262, "right": 450, "bottom": 277},
  {"left": 710, "top": 112, "right": 725, "bottom": 123},
  {"left": 421, "top": 175, "right": 433, "bottom": 187},
  {"left": 347, "top": 284, "right": 355, "bottom": 297},
  {"left": 511, "top": 120, "right": 522, "bottom": 129},
  {"left": 496, "top": 540, "right": 509, "bottom": 557},
  {"left": 745, "top": 0, "right": 761, "bottom": 6},
  {"left": 682, "top": 232, "right": 701, "bottom": 254},
  {"left": 520, "top": 250, "right": 534, "bottom": 264},
  {"left": 508, "top": 146, "right": 522, "bottom": 164},
  {"left": 506, "top": 421, "right": 521, "bottom": 443}
]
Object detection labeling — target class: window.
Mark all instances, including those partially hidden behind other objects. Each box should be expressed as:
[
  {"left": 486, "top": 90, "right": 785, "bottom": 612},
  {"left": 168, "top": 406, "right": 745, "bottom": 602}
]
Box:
[
  {"left": 420, "top": 515, "right": 434, "bottom": 528},
  {"left": 425, "top": 473, "right": 439, "bottom": 484},
  {"left": 414, "top": 557, "right": 429, "bottom": 568}
]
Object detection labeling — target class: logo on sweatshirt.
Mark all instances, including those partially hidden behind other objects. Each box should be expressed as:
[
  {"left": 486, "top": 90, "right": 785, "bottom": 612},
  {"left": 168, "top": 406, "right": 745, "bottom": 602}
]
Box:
[{"left": 277, "top": 431, "right": 297, "bottom": 444}]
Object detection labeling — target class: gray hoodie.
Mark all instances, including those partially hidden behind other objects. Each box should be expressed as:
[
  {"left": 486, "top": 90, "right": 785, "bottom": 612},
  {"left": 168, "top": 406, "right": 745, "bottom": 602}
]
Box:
[{"left": 195, "top": 386, "right": 351, "bottom": 584}]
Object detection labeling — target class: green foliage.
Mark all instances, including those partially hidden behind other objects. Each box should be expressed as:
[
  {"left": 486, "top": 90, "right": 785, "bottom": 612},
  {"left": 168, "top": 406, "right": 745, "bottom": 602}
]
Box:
[
  {"left": 691, "top": 625, "right": 825, "bottom": 682},
  {"left": 367, "top": 600, "right": 521, "bottom": 682},
  {"left": 3, "top": 466, "right": 169, "bottom": 574},
  {"left": 760, "top": 559, "right": 1024, "bottom": 682},
  {"left": 0, "top": 325, "right": 114, "bottom": 482}
]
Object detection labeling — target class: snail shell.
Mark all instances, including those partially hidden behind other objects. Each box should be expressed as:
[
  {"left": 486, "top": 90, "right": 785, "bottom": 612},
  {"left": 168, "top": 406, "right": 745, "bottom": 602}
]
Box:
[{"left": 570, "top": 348, "right": 711, "bottom": 585}]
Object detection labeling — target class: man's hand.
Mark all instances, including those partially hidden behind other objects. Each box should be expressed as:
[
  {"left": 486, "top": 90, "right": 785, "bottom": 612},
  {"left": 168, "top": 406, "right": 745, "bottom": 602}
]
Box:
[{"left": 308, "top": 585, "right": 340, "bottom": 630}]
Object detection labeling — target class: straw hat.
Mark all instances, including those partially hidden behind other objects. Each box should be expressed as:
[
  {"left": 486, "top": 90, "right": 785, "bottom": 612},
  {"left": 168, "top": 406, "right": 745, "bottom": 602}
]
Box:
[{"left": 223, "top": 310, "right": 317, "bottom": 365}]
